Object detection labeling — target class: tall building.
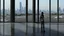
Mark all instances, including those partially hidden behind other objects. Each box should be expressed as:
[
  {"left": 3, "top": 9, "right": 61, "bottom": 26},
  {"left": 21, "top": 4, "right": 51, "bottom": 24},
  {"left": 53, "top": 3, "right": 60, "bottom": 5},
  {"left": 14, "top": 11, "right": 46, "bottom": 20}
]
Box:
[
  {"left": 28, "top": 9, "right": 32, "bottom": 14},
  {"left": 23, "top": 7, "right": 26, "bottom": 13},
  {"left": 63, "top": 8, "right": 64, "bottom": 12},
  {"left": 59, "top": 7, "right": 62, "bottom": 12},
  {"left": 20, "top": 2, "right": 23, "bottom": 13}
]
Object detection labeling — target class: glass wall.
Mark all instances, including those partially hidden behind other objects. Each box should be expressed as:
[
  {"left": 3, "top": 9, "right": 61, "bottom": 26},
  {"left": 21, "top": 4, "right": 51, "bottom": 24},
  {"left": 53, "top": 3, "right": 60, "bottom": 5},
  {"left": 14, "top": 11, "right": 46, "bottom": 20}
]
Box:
[
  {"left": 39, "top": 0, "right": 49, "bottom": 23},
  {"left": 0, "top": 0, "right": 10, "bottom": 22},
  {"left": 59, "top": 0, "right": 64, "bottom": 23},
  {"left": 51, "top": 0, "right": 57, "bottom": 23},
  {"left": 5, "top": 0, "right": 10, "bottom": 22},
  {"left": 28, "top": 0, "right": 33, "bottom": 23},
  {"left": 15, "top": 0, "right": 26, "bottom": 23},
  {"left": 0, "top": 0, "right": 64, "bottom": 23},
  {"left": 0, "top": 0, "right": 11, "bottom": 36}
]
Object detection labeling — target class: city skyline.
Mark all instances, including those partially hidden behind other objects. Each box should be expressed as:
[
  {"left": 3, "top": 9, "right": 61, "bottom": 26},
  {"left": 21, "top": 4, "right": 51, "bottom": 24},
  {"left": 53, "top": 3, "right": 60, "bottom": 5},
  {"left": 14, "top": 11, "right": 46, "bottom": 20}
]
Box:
[
  {"left": 1, "top": 1, "right": 64, "bottom": 13},
  {"left": 1, "top": 0, "right": 64, "bottom": 11}
]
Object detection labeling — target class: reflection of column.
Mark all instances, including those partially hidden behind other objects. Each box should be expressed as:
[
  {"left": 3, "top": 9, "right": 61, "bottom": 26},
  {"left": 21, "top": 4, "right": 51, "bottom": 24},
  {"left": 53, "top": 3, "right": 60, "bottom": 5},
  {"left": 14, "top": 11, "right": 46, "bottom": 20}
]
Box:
[
  {"left": 0, "top": 23, "right": 11, "bottom": 35},
  {"left": 11, "top": 23, "right": 15, "bottom": 36}
]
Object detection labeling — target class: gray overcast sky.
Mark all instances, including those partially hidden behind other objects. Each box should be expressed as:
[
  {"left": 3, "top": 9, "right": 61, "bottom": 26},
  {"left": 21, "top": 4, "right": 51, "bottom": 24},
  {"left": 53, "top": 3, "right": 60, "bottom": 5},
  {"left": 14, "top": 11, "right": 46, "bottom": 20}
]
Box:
[{"left": 1, "top": 0, "right": 64, "bottom": 11}]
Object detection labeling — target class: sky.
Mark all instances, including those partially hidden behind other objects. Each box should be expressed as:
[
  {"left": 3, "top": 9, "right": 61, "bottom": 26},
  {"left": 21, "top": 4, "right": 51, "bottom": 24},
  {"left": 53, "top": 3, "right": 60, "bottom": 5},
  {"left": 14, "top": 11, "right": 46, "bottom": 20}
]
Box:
[{"left": 1, "top": 0, "right": 64, "bottom": 11}]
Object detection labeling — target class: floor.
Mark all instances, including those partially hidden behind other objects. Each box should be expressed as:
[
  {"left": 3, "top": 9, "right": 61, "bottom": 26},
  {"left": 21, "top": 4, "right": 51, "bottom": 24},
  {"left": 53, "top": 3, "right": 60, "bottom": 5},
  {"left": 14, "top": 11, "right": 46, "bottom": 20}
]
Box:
[{"left": 0, "top": 23, "right": 64, "bottom": 36}]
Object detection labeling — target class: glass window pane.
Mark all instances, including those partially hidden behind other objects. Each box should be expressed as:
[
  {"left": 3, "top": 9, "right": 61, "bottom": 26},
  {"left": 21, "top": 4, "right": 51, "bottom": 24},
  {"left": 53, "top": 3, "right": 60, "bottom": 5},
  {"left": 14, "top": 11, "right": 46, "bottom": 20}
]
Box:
[
  {"left": 5, "top": 0, "right": 10, "bottom": 22},
  {"left": 39, "top": 0, "right": 49, "bottom": 23},
  {"left": 15, "top": 0, "right": 26, "bottom": 23},
  {"left": 28, "top": 0, "right": 32, "bottom": 23},
  {"left": 59, "top": 0, "right": 64, "bottom": 23},
  {"left": 0, "top": 0, "right": 11, "bottom": 36},
  {"left": 51, "top": 0, "right": 57, "bottom": 23}
]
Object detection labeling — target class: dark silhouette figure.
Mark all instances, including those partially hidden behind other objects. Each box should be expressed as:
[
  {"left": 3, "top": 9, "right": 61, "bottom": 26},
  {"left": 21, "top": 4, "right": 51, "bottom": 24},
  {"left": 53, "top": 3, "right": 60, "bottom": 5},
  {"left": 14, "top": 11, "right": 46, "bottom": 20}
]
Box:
[{"left": 40, "top": 12, "right": 45, "bottom": 34}]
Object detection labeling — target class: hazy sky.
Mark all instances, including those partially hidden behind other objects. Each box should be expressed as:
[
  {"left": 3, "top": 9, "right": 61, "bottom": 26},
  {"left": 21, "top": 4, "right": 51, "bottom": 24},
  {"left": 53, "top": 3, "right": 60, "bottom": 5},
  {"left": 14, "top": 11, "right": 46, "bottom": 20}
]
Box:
[{"left": 1, "top": 0, "right": 64, "bottom": 11}]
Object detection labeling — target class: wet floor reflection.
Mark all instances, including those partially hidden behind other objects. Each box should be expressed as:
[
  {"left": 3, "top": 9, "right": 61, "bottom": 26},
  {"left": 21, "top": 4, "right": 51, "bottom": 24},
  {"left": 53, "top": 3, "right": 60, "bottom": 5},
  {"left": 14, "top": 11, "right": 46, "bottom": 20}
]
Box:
[{"left": 0, "top": 23, "right": 64, "bottom": 36}]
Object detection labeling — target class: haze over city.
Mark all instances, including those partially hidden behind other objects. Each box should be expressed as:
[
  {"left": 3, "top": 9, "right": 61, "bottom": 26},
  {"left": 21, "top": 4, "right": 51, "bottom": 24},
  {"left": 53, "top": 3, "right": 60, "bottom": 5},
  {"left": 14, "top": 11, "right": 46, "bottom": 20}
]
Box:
[{"left": 1, "top": 0, "right": 64, "bottom": 12}]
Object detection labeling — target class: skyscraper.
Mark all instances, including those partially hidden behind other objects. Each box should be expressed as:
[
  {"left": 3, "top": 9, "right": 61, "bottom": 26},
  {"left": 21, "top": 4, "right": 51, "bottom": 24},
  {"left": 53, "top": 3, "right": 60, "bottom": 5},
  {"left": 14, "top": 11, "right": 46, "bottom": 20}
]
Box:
[
  {"left": 59, "top": 7, "right": 62, "bottom": 12},
  {"left": 20, "top": 2, "right": 23, "bottom": 13},
  {"left": 63, "top": 8, "right": 64, "bottom": 12}
]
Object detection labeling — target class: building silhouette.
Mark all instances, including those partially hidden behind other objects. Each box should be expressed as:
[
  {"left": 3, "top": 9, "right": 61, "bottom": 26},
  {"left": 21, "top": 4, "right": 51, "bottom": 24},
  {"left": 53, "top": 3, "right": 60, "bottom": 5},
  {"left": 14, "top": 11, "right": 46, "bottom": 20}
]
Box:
[
  {"left": 20, "top": 2, "right": 23, "bottom": 13},
  {"left": 59, "top": 7, "right": 62, "bottom": 12},
  {"left": 63, "top": 8, "right": 64, "bottom": 12}
]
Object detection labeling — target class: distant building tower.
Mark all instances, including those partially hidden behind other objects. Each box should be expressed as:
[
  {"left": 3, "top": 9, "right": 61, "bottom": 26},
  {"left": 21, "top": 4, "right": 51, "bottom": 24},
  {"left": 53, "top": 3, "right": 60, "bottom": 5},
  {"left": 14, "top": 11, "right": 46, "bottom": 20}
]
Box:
[
  {"left": 24, "top": 7, "right": 26, "bottom": 13},
  {"left": 20, "top": 2, "right": 23, "bottom": 13},
  {"left": 59, "top": 7, "right": 62, "bottom": 12},
  {"left": 63, "top": 8, "right": 64, "bottom": 12}
]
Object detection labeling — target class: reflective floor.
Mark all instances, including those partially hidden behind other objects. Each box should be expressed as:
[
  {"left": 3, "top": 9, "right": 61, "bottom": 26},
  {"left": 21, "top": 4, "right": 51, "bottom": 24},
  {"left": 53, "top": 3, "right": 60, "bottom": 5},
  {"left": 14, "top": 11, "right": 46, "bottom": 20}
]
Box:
[{"left": 0, "top": 23, "right": 64, "bottom": 36}]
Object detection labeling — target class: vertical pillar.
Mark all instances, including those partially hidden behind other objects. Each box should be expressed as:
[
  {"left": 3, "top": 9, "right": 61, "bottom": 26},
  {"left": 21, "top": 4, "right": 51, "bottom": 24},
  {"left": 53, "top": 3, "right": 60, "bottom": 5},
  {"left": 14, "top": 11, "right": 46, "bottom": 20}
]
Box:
[
  {"left": 10, "top": 0, "right": 15, "bottom": 22},
  {"left": 3, "top": 0, "right": 5, "bottom": 36},
  {"left": 26, "top": 0, "right": 28, "bottom": 36},
  {"left": 0, "top": 0, "right": 1, "bottom": 35},
  {"left": 49, "top": 0, "right": 51, "bottom": 36},
  {"left": 37, "top": 0, "right": 39, "bottom": 23},
  {"left": 57, "top": 0, "right": 59, "bottom": 36},
  {"left": 10, "top": 0, "right": 15, "bottom": 36},
  {"left": 0, "top": 0, "right": 1, "bottom": 22},
  {"left": 33, "top": 0, "right": 36, "bottom": 36},
  {"left": 37, "top": 0, "right": 39, "bottom": 32},
  {"left": 3, "top": 0, "right": 5, "bottom": 22}
]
